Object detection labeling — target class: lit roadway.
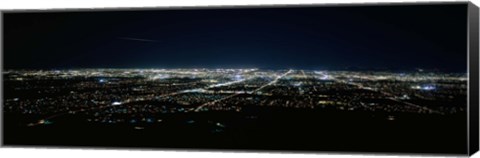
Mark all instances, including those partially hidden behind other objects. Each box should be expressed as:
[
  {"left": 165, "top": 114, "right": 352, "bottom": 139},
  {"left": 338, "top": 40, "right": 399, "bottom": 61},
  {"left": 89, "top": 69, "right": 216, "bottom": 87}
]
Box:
[{"left": 194, "top": 69, "right": 294, "bottom": 112}]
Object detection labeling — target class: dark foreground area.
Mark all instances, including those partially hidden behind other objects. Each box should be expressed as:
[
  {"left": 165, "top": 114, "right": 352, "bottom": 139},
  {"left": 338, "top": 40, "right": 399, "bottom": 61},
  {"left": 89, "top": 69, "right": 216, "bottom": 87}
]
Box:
[{"left": 3, "top": 107, "right": 467, "bottom": 155}]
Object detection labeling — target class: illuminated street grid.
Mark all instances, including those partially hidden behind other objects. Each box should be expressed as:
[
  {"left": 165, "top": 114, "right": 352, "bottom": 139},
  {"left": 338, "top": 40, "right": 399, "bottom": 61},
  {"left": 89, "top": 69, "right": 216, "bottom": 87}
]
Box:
[{"left": 3, "top": 69, "right": 467, "bottom": 127}]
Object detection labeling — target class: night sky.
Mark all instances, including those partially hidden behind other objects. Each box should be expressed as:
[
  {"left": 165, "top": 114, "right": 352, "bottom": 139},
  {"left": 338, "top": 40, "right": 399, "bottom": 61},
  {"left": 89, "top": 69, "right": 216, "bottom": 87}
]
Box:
[{"left": 3, "top": 3, "right": 468, "bottom": 72}]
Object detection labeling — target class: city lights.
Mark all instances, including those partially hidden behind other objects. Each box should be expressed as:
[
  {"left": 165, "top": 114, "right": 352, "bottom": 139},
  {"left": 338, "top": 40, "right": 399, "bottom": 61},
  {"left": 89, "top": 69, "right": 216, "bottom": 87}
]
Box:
[{"left": 2, "top": 68, "right": 468, "bottom": 152}]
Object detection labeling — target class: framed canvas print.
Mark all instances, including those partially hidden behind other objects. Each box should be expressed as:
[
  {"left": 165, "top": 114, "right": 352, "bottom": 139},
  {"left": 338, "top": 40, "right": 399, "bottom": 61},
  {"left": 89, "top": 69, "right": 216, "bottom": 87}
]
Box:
[{"left": 1, "top": 1, "right": 479, "bottom": 156}]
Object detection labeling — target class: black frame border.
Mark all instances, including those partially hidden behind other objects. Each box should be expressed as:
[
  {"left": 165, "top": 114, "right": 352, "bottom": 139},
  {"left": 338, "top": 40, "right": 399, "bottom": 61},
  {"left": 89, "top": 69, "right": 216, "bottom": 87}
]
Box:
[{"left": 468, "top": 1, "right": 479, "bottom": 156}]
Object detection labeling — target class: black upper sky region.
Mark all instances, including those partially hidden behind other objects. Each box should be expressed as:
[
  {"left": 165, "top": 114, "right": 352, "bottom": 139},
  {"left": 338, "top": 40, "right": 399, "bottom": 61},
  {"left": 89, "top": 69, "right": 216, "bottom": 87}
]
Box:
[{"left": 3, "top": 3, "right": 468, "bottom": 72}]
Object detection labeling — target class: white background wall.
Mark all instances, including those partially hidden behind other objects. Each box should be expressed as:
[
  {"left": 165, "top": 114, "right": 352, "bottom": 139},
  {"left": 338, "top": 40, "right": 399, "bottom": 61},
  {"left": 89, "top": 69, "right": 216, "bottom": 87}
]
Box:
[{"left": 0, "top": 0, "right": 479, "bottom": 158}]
